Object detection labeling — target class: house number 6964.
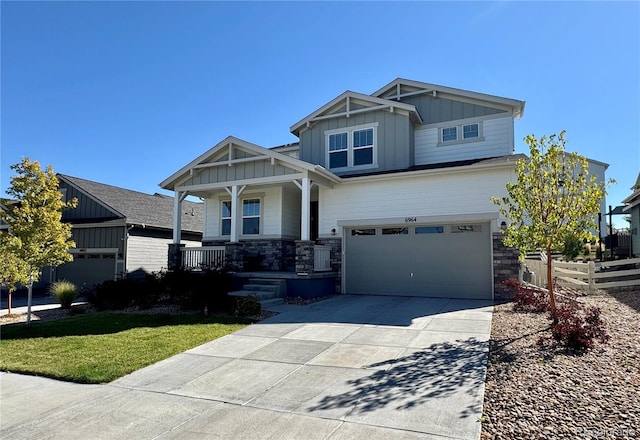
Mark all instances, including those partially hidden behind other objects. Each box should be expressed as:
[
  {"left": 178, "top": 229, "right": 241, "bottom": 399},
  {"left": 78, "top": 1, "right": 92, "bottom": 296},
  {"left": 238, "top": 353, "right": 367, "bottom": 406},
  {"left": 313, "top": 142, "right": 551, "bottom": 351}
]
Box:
[{"left": 404, "top": 217, "right": 417, "bottom": 223}]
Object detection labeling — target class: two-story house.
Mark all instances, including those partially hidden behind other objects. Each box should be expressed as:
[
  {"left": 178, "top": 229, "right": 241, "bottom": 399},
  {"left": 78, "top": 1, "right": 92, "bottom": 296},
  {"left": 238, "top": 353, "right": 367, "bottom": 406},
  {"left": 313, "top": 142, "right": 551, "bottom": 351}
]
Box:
[{"left": 161, "top": 78, "right": 527, "bottom": 300}]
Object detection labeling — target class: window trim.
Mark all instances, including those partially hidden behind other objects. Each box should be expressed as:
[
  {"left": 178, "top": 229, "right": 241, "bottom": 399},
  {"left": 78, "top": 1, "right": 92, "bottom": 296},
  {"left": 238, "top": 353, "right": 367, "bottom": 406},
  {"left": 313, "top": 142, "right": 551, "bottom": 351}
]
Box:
[
  {"left": 242, "top": 198, "right": 261, "bottom": 235},
  {"left": 325, "top": 122, "right": 378, "bottom": 171},
  {"left": 218, "top": 195, "right": 264, "bottom": 237},
  {"left": 221, "top": 200, "right": 232, "bottom": 236}
]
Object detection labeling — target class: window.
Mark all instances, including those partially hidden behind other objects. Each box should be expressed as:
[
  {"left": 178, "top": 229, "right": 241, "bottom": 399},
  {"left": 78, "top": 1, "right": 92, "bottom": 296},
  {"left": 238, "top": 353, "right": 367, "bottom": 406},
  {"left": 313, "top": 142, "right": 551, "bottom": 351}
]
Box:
[
  {"left": 463, "top": 123, "right": 479, "bottom": 139},
  {"left": 242, "top": 199, "right": 260, "bottom": 235},
  {"left": 442, "top": 127, "right": 458, "bottom": 142},
  {"left": 221, "top": 201, "right": 231, "bottom": 235},
  {"left": 416, "top": 226, "right": 444, "bottom": 234},
  {"left": 351, "top": 228, "right": 376, "bottom": 236},
  {"left": 451, "top": 224, "right": 482, "bottom": 233},
  {"left": 329, "top": 133, "right": 348, "bottom": 168},
  {"left": 382, "top": 227, "right": 408, "bottom": 235},
  {"left": 326, "top": 123, "right": 377, "bottom": 169}
]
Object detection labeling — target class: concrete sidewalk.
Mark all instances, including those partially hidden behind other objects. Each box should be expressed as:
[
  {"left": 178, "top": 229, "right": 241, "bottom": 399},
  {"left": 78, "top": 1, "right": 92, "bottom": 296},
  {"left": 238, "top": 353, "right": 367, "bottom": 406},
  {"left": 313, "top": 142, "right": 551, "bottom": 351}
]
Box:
[{"left": 0, "top": 295, "right": 493, "bottom": 439}]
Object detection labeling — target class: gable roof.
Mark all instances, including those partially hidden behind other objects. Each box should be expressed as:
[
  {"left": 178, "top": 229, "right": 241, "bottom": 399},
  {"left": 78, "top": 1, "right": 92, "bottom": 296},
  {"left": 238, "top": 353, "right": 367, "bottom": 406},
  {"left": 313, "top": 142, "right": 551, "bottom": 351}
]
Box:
[
  {"left": 372, "top": 78, "right": 526, "bottom": 119},
  {"left": 622, "top": 171, "right": 640, "bottom": 210},
  {"left": 160, "top": 135, "right": 340, "bottom": 191},
  {"left": 58, "top": 174, "right": 204, "bottom": 233},
  {"left": 290, "top": 91, "right": 423, "bottom": 136}
]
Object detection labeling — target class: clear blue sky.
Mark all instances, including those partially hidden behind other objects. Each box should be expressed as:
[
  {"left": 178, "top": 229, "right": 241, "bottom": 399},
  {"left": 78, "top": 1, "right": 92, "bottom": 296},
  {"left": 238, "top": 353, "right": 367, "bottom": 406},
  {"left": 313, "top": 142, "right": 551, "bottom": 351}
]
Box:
[{"left": 2, "top": 1, "right": 638, "bottom": 229}]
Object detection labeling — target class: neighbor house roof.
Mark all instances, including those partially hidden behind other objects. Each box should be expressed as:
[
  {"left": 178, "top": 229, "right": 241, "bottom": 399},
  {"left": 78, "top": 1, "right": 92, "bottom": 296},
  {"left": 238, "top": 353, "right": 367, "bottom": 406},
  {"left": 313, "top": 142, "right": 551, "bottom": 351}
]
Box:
[{"left": 58, "top": 174, "right": 204, "bottom": 233}]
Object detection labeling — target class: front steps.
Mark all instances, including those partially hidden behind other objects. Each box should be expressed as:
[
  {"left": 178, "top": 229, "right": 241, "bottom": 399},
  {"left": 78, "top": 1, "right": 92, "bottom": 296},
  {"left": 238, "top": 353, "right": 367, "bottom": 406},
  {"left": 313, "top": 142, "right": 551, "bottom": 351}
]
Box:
[{"left": 228, "top": 278, "right": 287, "bottom": 309}]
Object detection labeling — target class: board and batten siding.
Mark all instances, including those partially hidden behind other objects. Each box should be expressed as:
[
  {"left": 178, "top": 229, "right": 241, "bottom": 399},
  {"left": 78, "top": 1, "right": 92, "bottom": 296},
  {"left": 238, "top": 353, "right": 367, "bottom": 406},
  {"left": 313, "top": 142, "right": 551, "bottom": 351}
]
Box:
[
  {"left": 318, "top": 166, "right": 515, "bottom": 236},
  {"left": 72, "top": 226, "right": 126, "bottom": 257},
  {"left": 414, "top": 115, "right": 514, "bottom": 165},
  {"left": 203, "top": 186, "right": 287, "bottom": 240},
  {"left": 61, "top": 183, "right": 119, "bottom": 221},
  {"left": 299, "top": 109, "right": 413, "bottom": 175},
  {"left": 400, "top": 94, "right": 507, "bottom": 125},
  {"left": 126, "top": 236, "right": 201, "bottom": 274}
]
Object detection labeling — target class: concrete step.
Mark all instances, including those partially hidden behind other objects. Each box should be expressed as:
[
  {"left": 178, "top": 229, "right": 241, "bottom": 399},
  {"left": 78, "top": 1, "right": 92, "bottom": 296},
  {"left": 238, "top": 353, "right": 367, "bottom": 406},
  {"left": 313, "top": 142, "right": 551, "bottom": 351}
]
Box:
[
  {"left": 260, "top": 297, "right": 285, "bottom": 309},
  {"left": 243, "top": 284, "right": 279, "bottom": 293},
  {"left": 247, "top": 279, "right": 287, "bottom": 297},
  {"left": 228, "top": 290, "right": 277, "bottom": 300}
]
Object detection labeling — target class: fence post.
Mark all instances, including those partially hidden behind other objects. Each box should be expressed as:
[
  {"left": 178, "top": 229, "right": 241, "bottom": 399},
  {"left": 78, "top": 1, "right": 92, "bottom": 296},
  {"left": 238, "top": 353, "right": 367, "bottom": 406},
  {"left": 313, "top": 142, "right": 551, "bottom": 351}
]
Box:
[{"left": 588, "top": 260, "right": 595, "bottom": 294}]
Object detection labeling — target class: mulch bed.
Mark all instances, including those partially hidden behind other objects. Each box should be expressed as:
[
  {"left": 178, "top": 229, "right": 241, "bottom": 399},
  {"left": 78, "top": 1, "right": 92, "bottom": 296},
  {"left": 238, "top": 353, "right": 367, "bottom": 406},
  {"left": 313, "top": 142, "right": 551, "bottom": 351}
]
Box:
[{"left": 482, "top": 289, "right": 640, "bottom": 439}]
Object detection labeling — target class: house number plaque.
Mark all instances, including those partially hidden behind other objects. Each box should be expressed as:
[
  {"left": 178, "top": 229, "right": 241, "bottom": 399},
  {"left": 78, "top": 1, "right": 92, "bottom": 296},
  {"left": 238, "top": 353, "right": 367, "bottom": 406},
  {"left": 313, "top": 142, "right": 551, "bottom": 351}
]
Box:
[{"left": 404, "top": 217, "right": 417, "bottom": 223}]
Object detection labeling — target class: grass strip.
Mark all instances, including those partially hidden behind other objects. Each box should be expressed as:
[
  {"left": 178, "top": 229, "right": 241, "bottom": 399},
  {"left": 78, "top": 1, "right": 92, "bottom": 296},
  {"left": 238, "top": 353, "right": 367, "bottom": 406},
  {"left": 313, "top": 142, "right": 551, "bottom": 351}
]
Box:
[{"left": 0, "top": 312, "right": 250, "bottom": 383}]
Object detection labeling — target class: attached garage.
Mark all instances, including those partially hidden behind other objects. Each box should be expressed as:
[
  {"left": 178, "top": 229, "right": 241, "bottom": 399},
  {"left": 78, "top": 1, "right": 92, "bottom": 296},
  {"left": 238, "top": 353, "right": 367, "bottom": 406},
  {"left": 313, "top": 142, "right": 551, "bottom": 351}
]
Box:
[
  {"left": 56, "top": 249, "right": 120, "bottom": 289},
  {"left": 344, "top": 222, "right": 492, "bottom": 299}
]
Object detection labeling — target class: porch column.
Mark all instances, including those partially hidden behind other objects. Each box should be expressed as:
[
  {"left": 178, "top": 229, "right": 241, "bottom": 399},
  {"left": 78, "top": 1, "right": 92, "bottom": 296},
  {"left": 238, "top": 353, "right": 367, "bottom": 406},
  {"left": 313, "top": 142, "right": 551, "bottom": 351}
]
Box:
[
  {"left": 228, "top": 185, "right": 245, "bottom": 243},
  {"left": 172, "top": 191, "right": 184, "bottom": 244},
  {"left": 301, "top": 177, "right": 311, "bottom": 241}
]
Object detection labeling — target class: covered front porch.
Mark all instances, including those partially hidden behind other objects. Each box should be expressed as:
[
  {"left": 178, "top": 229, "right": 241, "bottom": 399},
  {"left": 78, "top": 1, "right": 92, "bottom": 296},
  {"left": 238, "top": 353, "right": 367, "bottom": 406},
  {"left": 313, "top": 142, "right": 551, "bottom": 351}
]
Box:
[{"left": 160, "top": 136, "right": 342, "bottom": 278}]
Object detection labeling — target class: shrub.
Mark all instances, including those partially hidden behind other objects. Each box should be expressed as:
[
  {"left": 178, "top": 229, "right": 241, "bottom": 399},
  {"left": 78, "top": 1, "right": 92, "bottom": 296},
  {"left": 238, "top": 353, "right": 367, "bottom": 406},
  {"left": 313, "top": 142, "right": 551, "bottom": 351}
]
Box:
[
  {"left": 549, "top": 299, "right": 609, "bottom": 351},
  {"left": 49, "top": 280, "right": 78, "bottom": 309},
  {"left": 562, "top": 235, "right": 584, "bottom": 261},
  {"left": 508, "top": 279, "right": 550, "bottom": 313},
  {"left": 163, "top": 269, "right": 233, "bottom": 312},
  {"left": 233, "top": 294, "right": 261, "bottom": 317},
  {"left": 85, "top": 279, "right": 135, "bottom": 311}
]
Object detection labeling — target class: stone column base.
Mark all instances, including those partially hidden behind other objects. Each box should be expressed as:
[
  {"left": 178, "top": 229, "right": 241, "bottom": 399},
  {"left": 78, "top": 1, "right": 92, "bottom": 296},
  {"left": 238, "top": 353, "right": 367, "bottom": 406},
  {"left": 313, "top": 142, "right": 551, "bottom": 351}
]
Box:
[{"left": 295, "top": 240, "right": 315, "bottom": 274}]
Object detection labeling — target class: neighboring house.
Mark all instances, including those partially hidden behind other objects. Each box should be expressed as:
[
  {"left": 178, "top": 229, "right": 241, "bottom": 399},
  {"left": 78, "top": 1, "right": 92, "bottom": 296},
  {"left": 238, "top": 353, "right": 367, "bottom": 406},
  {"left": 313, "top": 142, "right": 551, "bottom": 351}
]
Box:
[
  {"left": 160, "top": 78, "right": 607, "bottom": 300},
  {"left": 622, "top": 171, "right": 640, "bottom": 256},
  {"left": 49, "top": 175, "right": 204, "bottom": 288}
]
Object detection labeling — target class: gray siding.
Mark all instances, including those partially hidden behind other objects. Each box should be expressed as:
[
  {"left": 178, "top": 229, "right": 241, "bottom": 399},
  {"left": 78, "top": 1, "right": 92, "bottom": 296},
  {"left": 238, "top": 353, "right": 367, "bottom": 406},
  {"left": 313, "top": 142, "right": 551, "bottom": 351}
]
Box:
[
  {"left": 61, "top": 182, "right": 120, "bottom": 221},
  {"left": 181, "top": 159, "right": 297, "bottom": 187},
  {"left": 299, "top": 109, "right": 412, "bottom": 175},
  {"left": 632, "top": 205, "right": 640, "bottom": 257},
  {"left": 72, "top": 226, "right": 126, "bottom": 257},
  {"left": 401, "top": 94, "right": 506, "bottom": 125}
]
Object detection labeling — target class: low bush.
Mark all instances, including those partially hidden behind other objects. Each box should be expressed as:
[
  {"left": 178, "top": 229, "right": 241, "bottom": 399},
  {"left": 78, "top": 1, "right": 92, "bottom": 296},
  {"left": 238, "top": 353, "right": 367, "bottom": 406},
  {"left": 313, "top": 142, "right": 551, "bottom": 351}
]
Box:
[
  {"left": 549, "top": 299, "right": 609, "bottom": 351},
  {"left": 506, "top": 279, "right": 550, "bottom": 313},
  {"left": 233, "top": 294, "right": 261, "bottom": 317},
  {"left": 49, "top": 280, "right": 78, "bottom": 309},
  {"left": 163, "top": 269, "right": 232, "bottom": 312}
]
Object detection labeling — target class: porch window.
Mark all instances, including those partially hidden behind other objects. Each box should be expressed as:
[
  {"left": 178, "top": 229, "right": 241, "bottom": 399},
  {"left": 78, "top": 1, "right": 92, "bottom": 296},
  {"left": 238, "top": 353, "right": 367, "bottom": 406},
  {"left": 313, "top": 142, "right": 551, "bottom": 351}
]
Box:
[
  {"left": 242, "top": 198, "right": 261, "bottom": 235},
  {"left": 221, "top": 201, "right": 231, "bottom": 235}
]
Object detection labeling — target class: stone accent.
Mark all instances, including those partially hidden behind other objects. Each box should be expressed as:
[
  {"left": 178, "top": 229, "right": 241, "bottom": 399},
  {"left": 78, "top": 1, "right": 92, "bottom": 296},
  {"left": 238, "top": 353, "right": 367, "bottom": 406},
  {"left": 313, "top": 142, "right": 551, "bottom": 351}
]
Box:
[
  {"left": 295, "top": 240, "right": 315, "bottom": 273},
  {"left": 493, "top": 233, "right": 520, "bottom": 302},
  {"left": 167, "top": 243, "right": 183, "bottom": 271},
  {"left": 317, "top": 237, "right": 342, "bottom": 293},
  {"left": 225, "top": 242, "right": 244, "bottom": 272},
  {"left": 241, "top": 239, "right": 296, "bottom": 271}
]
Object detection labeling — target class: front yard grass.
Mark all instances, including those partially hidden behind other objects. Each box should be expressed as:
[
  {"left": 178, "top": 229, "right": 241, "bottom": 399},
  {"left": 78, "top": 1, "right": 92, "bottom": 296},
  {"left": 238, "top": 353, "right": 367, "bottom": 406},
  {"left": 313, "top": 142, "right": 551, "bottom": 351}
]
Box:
[{"left": 0, "top": 312, "right": 250, "bottom": 384}]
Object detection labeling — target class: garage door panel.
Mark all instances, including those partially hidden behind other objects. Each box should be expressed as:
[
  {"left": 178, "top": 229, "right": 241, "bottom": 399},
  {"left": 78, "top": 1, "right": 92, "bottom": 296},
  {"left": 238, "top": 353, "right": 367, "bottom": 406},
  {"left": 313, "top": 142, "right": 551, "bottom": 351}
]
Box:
[
  {"left": 56, "top": 255, "right": 116, "bottom": 288},
  {"left": 345, "top": 224, "right": 492, "bottom": 299}
]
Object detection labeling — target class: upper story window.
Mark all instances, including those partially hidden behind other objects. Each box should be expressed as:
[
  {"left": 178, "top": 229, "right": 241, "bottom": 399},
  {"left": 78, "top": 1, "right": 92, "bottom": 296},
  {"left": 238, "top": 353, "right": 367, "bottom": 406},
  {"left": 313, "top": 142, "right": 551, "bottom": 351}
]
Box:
[
  {"left": 326, "top": 123, "right": 378, "bottom": 170},
  {"left": 440, "top": 122, "right": 482, "bottom": 145}
]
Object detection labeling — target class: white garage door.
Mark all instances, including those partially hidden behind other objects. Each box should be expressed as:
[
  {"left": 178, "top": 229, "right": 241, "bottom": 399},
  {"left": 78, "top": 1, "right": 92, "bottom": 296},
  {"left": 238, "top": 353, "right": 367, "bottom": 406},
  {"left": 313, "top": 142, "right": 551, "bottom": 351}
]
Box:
[{"left": 345, "top": 223, "right": 492, "bottom": 299}]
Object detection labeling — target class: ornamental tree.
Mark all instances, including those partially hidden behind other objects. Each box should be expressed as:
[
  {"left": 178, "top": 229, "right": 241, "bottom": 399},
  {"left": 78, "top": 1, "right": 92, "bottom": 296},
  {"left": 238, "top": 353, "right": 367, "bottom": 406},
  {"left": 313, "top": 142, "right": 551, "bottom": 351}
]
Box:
[
  {"left": 0, "top": 158, "right": 77, "bottom": 325},
  {"left": 0, "top": 234, "right": 29, "bottom": 315},
  {"left": 492, "top": 131, "right": 611, "bottom": 312}
]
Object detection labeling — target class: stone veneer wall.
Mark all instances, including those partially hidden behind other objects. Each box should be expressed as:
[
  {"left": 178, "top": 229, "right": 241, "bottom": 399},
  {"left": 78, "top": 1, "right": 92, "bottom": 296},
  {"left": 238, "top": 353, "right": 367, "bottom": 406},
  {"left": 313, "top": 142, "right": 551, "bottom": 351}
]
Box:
[
  {"left": 493, "top": 232, "right": 520, "bottom": 302},
  {"left": 317, "top": 237, "right": 343, "bottom": 293},
  {"left": 202, "top": 239, "right": 296, "bottom": 272}
]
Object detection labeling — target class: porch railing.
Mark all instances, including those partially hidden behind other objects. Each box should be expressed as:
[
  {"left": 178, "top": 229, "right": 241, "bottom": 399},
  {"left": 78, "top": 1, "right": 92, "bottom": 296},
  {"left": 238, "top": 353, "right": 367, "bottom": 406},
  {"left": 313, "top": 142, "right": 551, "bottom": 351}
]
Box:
[
  {"left": 181, "top": 246, "right": 226, "bottom": 271},
  {"left": 314, "top": 245, "right": 331, "bottom": 272}
]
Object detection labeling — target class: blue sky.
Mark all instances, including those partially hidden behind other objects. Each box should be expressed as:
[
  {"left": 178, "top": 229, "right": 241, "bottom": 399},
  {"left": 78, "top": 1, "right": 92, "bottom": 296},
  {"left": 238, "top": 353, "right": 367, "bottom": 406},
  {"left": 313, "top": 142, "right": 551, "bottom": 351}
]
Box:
[{"left": 2, "top": 1, "right": 638, "bottom": 229}]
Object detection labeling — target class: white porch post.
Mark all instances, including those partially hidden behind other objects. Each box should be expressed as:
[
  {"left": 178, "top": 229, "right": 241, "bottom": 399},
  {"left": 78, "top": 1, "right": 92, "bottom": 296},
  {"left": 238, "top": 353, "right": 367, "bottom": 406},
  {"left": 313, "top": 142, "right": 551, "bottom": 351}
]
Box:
[
  {"left": 229, "top": 185, "right": 240, "bottom": 243},
  {"left": 301, "top": 177, "right": 311, "bottom": 241},
  {"left": 172, "top": 191, "right": 183, "bottom": 244}
]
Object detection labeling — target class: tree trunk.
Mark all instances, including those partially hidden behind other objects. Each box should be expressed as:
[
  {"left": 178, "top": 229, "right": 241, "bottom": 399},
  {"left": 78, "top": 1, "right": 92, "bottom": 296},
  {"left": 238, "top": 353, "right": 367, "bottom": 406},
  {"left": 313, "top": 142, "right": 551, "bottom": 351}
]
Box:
[
  {"left": 546, "top": 247, "right": 557, "bottom": 322},
  {"left": 26, "top": 271, "right": 33, "bottom": 327},
  {"left": 7, "top": 289, "right": 12, "bottom": 315}
]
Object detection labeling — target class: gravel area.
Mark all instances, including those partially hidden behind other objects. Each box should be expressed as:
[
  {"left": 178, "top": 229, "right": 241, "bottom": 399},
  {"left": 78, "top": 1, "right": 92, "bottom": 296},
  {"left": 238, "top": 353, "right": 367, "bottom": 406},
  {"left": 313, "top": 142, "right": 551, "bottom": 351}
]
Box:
[{"left": 482, "top": 289, "right": 640, "bottom": 439}]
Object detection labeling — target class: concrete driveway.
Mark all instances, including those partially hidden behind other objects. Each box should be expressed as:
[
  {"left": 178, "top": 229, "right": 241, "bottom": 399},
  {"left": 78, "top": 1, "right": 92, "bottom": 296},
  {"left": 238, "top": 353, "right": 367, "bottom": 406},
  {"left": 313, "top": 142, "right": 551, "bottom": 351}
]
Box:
[{"left": 0, "top": 295, "right": 493, "bottom": 439}]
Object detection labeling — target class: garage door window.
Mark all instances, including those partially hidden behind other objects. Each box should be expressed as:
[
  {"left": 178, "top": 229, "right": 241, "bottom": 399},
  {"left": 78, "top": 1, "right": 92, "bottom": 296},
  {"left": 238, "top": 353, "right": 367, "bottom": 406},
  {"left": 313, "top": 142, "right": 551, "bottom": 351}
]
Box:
[
  {"left": 415, "top": 226, "right": 444, "bottom": 234},
  {"left": 351, "top": 228, "right": 376, "bottom": 236},
  {"left": 382, "top": 227, "right": 408, "bottom": 235},
  {"left": 452, "top": 224, "right": 482, "bottom": 233}
]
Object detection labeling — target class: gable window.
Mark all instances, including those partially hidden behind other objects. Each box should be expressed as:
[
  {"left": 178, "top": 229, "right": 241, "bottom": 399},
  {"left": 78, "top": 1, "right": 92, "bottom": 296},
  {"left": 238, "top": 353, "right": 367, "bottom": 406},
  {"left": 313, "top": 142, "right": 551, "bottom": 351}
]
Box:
[
  {"left": 442, "top": 127, "right": 458, "bottom": 142},
  {"left": 463, "top": 123, "right": 479, "bottom": 139},
  {"left": 242, "top": 198, "right": 261, "bottom": 235},
  {"left": 221, "top": 201, "right": 232, "bottom": 235},
  {"left": 325, "top": 123, "right": 378, "bottom": 170},
  {"left": 329, "top": 133, "right": 348, "bottom": 168}
]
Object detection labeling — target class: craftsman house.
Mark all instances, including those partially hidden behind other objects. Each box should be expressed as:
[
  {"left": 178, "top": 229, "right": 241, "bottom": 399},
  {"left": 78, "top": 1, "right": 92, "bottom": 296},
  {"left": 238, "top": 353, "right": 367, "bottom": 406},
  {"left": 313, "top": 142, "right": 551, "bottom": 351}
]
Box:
[
  {"left": 622, "top": 171, "right": 640, "bottom": 256},
  {"left": 50, "top": 175, "right": 204, "bottom": 288},
  {"left": 161, "top": 78, "right": 528, "bottom": 300}
]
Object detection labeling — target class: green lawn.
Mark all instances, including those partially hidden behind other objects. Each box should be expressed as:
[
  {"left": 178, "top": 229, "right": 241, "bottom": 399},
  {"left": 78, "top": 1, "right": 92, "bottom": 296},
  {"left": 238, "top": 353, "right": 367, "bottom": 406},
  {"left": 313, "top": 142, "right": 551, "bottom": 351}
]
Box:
[{"left": 0, "top": 312, "right": 250, "bottom": 383}]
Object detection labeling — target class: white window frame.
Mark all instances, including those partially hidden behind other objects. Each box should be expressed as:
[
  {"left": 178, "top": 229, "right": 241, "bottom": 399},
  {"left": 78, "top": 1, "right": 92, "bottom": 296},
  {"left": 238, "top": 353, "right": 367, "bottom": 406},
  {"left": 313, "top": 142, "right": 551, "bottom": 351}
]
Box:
[
  {"left": 219, "top": 196, "right": 264, "bottom": 237},
  {"left": 221, "top": 200, "right": 232, "bottom": 236},
  {"left": 438, "top": 121, "right": 484, "bottom": 146},
  {"left": 325, "top": 122, "right": 378, "bottom": 171},
  {"left": 242, "top": 198, "right": 261, "bottom": 235}
]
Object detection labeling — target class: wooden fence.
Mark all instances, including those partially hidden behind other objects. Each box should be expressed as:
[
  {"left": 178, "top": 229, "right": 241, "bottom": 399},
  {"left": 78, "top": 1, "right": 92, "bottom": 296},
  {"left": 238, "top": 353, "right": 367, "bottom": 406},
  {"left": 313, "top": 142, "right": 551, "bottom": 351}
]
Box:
[{"left": 523, "top": 257, "right": 640, "bottom": 294}]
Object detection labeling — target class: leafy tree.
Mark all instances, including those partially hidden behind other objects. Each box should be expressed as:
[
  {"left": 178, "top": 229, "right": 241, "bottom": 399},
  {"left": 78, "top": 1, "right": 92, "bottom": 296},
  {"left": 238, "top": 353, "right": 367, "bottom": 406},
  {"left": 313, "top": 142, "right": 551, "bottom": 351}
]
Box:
[
  {"left": 0, "top": 158, "right": 77, "bottom": 324},
  {"left": 0, "top": 234, "right": 29, "bottom": 315},
  {"left": 492, "top": 131, "right": 611, "bottom": 313}
]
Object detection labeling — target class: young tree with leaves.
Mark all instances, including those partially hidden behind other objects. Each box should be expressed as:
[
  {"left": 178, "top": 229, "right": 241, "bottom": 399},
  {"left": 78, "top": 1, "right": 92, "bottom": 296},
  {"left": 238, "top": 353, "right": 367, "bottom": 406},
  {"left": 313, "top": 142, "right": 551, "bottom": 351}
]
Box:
[
  {"left": 492, "top": 131, "right": 610, "bottom": 313},
  {"left": 0, "top": 158, "right": 77, "bottom": 325},
  {"left": 0, "top": 234, "right": 29, "bottom": 315}
]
